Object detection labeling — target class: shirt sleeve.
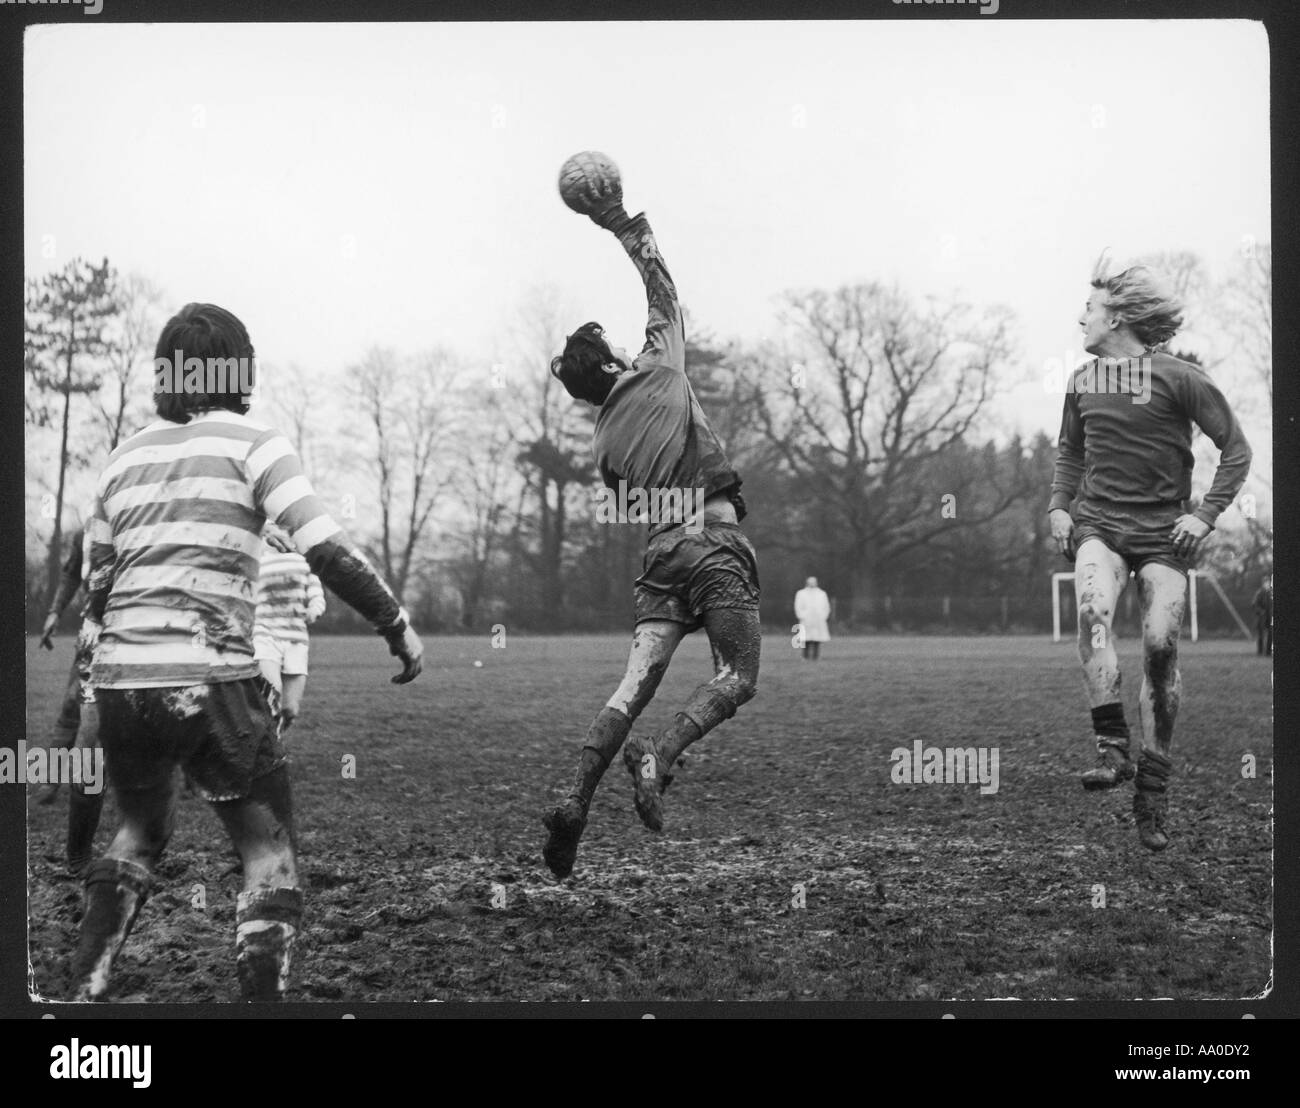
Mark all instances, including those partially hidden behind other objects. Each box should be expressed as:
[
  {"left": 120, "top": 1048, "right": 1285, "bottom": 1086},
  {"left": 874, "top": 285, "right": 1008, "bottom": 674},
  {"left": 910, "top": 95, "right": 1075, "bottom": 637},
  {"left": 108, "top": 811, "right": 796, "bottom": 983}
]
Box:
[
  {"left": 305, "top": 573, "right": 326, "bottom": 622},
  {"left": 1048, "top": 391, "right": 1085, "bottom": 514},
  {"left": 612, "top": 211, "right": 685, "bottom": 373},
  {"left": 245, "top": 430, "right": 406, "bottom": 634},
  {"left": 1178, "top": 369, "right": 1253, "bottom": 527}
]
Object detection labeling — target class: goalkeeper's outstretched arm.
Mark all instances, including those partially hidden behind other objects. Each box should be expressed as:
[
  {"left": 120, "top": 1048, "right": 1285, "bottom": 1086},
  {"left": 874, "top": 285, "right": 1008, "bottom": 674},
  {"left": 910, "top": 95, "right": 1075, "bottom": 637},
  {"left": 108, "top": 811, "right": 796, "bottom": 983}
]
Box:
[{"left": 590, "top": 202, "right": 685, "bottom": 373}]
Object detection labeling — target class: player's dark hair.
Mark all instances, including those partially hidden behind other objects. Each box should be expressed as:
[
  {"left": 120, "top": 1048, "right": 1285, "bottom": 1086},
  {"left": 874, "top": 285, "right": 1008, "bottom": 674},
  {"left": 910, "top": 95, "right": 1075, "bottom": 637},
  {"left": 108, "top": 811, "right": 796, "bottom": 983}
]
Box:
[
  {"left": 550, "top": 321, "right": 618, "bottom": 406},
  {"left": 153, "top": 302, "right": 256, "bottom": 423}
]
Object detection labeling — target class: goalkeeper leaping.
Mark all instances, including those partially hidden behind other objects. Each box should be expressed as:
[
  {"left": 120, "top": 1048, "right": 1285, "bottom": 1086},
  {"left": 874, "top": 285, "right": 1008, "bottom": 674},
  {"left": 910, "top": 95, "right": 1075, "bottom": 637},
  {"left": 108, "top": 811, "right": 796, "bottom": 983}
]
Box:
[
  {"left": 1049, "top": 254, "right": 1251, "bottom": 851},
  {"left": 542, "top": 154, "right": 761, "bottom": 879}
]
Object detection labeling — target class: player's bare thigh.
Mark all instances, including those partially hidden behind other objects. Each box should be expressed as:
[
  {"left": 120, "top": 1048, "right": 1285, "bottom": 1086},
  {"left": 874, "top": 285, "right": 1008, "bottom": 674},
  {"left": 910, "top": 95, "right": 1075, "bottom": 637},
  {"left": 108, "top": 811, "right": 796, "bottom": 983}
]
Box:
[
  {"left": 257, "top": 657, "right": 283, "bottom": 693},
  {"left": 1074, "top": 537, "right": 1130, "bottom": 632},
  {"left": 606, "top": 620, "right": 687, "bottom": 717}
]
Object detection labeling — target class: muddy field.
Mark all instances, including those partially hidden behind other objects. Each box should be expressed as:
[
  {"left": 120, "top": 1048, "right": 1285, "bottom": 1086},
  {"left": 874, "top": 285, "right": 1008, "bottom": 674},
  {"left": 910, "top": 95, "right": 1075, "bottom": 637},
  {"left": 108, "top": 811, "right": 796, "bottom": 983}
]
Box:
[{"left": 25, "top": 633, "right": 1272, "bottom": 1004}]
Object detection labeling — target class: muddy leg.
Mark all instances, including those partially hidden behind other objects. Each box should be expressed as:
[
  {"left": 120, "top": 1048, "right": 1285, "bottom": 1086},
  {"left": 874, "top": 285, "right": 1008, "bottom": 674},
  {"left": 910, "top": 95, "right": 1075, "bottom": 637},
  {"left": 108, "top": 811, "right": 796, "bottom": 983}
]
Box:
[
  {"left": 1136, "top": 564, "right": 1187, "bottom": 757},
  {"left": 69, "top": 775, "right": 177, "bottom": 1001},
  {"left": 280, "top": 674, "right": 306, "bottom": 731},
  {"left": 1073, "top": 539, "right": 1130, "bottom": 708},
  {"left": 656, "top": 609, "right": 761, "bottom": 767},
  {"left": 1130, "top": 563, "right": 1186, "bottom": 851},
  {"left": 66, "top": 700, "right": 105, "bottom": 876},
  {"left": 567, "top": 620, "right": 686, "bottom": 808},
  {"left": 211, "top": 767, "right": 302, "bottom": 1001}
]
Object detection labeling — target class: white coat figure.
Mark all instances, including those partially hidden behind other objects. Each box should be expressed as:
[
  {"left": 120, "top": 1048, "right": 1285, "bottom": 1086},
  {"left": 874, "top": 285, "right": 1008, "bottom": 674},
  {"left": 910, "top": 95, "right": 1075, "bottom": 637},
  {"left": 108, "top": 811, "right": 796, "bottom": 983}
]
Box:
[{"left": 794, "top": 577, "right": 832, "bottom": 660}]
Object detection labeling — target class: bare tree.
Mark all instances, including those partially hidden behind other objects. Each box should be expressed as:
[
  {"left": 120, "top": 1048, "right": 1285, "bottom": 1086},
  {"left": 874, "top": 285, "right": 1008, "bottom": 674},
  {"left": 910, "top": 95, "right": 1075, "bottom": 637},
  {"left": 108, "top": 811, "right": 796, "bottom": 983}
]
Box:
[
  {"left": 26, "top": 257, "right": 121, "bottom": 603},
  {"left": 1216, "top": 243, "right": 1272, "bottom": 410},
  {"left": 98, "top": 273, "right": 164, "bottom": 453},
  {"left": 349, "top": 346, "right": 460, "bottom": 601},
  {"left": 502, "top": 285, "right": 594, "bottom": 625},
  {"left": 449, "top": 385, "right": 519, "bottom": 627},
  {"left": 748, "top": 282, "right": 1027, "bottom": 616},
  {"left": 258, "top": 361, "right": 327, "bottom": 481}
]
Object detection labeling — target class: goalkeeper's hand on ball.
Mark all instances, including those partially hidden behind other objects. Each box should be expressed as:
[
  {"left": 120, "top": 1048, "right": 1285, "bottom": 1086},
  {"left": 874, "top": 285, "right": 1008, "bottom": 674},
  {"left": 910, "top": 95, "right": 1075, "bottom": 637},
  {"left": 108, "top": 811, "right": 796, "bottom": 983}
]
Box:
[{"left": 585, "top": 182, "right": 628, "bottom": 232}]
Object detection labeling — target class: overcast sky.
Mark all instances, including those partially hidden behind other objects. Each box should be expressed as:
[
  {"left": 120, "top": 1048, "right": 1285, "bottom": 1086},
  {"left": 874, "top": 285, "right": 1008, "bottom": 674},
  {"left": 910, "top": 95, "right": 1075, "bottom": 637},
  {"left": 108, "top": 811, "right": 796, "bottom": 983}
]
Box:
[{"left": 24, "top": 19, "right": 1270, "bottom": 440}]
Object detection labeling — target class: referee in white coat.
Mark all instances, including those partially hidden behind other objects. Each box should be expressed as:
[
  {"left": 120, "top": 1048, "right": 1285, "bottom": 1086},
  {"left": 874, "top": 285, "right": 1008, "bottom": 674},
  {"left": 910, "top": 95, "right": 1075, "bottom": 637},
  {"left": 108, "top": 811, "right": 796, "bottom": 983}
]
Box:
[{"left": 794, "top": 577, "right": 831, "bottom": 661}]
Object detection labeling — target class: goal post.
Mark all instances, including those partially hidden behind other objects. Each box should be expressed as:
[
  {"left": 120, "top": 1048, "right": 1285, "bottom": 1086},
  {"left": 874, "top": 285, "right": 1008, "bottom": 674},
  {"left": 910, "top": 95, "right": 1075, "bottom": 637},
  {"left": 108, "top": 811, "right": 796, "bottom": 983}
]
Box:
[{"left": 1051, "top": 570, "right": 1203, "bottom": 643}]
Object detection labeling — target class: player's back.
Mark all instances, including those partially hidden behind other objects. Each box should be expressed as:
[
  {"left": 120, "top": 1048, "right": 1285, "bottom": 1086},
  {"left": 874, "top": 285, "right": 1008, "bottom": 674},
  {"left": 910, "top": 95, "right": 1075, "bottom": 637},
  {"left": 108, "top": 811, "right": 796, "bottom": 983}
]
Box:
[
  {"left": 594, "top": 366, "right": 741, "bottom": 532},
  {"left": 92, "top": 410, "right": 278, "bottom": 688}
]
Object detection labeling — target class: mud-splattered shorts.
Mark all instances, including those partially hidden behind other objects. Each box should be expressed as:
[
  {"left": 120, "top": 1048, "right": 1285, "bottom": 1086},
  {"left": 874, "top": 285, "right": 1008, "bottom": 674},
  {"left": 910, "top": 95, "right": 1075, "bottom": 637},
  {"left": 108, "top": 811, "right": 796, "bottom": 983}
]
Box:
[
  {"left": 95, "top": 677, "right": 285, "bottom": 802},
  {"left": 634, "top": 522, "right": 761, "bottom": 632},
  {"left": 1072, "top": 499, "right": 1190, "bottom": 577}
]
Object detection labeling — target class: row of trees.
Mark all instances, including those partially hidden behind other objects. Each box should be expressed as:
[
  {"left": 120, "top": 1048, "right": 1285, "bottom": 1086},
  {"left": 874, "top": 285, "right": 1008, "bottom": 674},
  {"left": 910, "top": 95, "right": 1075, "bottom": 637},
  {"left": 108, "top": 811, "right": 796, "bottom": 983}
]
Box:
[{"left": 25, "top": 250, "right": 1272, "bottom": 635}]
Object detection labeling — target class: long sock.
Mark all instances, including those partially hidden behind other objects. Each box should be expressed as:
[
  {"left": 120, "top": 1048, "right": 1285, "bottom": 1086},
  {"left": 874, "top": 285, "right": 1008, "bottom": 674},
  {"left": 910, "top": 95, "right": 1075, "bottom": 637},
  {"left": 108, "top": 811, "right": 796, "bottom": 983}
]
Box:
[
  {"left": 569, "top": 707, "right": 632, "bottom": 809},
  {"left": 66, "top": 786, "right": 105, "bottom": 876},
  {"left": 69, "top": 858, "right": 152, "bottom": 1001},
  {"left": 1135, "top": 748, "right": 1172, "bottom": 791},
  {"left": 1090, "top": 702, "right": 1130, "bottom": 752},
  {"left": 235, "top": 887, "right": 304, "bottom": 1002},
  {"left": 657, "top": 671, "right": 754, "bottom": 767},
  {"left": 657, "top": 713, "right": 704, "bottom": 770}
]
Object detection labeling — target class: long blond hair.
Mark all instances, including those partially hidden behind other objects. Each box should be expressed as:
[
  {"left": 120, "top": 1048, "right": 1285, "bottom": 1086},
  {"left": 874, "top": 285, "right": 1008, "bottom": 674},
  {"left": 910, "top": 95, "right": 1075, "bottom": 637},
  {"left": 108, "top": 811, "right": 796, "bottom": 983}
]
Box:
[{"left": 1090, "top": 252, "right": 1184, "bottom": 349}]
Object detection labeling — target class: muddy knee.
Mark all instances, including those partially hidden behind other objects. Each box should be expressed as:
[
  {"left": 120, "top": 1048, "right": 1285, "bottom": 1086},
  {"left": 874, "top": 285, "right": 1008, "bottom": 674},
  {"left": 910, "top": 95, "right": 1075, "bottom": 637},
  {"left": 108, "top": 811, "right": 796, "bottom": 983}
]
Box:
[
  {"left": 1077, "top": 602, "right": 1113, "bottom": 656},
  {"left": 1144, "top": 640, "right": 1179, "bottom": 686},
  {"left": 732, "top": 672, "right": 758, "bottom": 708},
  {"left": 1077, "top": 601, "right": 1112, "bottom": 634}
]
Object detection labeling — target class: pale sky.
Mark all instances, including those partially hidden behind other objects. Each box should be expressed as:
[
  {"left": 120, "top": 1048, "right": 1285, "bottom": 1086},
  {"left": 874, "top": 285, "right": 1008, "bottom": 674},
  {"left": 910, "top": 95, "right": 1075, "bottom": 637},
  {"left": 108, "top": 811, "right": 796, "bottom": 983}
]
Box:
[{"left": 24, "top": 19, "right": 1271, "bottom": 442}]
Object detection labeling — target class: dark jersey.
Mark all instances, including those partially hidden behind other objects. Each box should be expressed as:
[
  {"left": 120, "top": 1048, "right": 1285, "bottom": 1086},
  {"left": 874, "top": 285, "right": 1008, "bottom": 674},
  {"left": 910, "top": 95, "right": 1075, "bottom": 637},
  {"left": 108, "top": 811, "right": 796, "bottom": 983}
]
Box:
[
  {"left": 592, "top": 212, "right": 744, "bottom": 536},
  {"left": 1049, "top": 351, "right": 1252, "bottom": 527},
  {"left": 49, "top": 527, "right": 87, "bottom": 618}
]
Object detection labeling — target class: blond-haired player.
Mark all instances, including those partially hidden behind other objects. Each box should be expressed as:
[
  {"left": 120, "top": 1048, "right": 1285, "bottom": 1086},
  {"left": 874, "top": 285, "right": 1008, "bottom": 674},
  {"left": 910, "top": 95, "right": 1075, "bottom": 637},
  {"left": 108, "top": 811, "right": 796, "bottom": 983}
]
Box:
[{"left": 1049, "top": 255, "right": 1251, "bottom": 850}]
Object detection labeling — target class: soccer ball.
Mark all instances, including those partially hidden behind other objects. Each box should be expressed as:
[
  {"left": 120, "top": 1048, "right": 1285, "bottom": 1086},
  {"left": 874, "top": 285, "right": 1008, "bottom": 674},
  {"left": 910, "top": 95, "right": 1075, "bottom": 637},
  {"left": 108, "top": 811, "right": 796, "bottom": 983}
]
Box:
[{"left": 557, "top": 150, "right": 622, "bottom": 215}]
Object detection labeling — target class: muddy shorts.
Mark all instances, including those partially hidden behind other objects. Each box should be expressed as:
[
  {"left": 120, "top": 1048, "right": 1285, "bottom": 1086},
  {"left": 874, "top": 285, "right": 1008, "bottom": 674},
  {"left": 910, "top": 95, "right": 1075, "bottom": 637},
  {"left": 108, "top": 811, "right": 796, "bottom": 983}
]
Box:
[
  {"left": 95, "top": 677, "right": 285, "bottom": 802},
  {"left": 1072, "top": 499, "right": 1190, "bottom": 576},
  {"left": 634, "top": 522, "right": 761, "bottom": 632}
]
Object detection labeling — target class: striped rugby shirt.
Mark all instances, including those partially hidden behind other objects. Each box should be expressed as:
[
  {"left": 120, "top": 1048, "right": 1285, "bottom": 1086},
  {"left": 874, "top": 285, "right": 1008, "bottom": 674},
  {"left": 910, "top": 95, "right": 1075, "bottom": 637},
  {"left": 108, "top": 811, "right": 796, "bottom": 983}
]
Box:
[
  {"left": 87, "top": 409, "right": 403, "bottom": 689},
  {"left": 254, "top": 548, "right": 325, "bottom": 645}
]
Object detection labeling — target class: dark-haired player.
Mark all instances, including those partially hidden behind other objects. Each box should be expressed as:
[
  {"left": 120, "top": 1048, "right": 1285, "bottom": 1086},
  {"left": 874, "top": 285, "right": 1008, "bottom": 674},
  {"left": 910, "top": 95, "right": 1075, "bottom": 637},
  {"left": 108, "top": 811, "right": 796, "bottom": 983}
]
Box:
[
  {"left": 1050, "top": 256, "right": 1251, "bottom": 850},
  {"left": 36, "top": 525, "right": 106, "bottom": 873},
  {"left": 542, "top": 179, "right": 761, "bottom": 879},
  {"left": 37, "top": 525, "right": 88, "bottom": 799},
  {"left": 71, "top": 302, "right": 424, "bottom": 1002}
]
